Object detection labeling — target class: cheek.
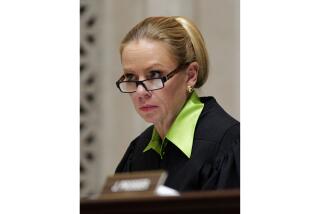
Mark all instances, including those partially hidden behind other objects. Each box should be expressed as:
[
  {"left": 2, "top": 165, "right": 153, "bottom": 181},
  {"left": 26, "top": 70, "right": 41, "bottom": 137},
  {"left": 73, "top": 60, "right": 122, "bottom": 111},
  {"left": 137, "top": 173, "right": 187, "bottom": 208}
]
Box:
[
  {"left": 168, "top": 80, "right": 187, "bottom": 99},
  {"left": 172, "top": 84, "right": 188, "bottom": 105},
  {"left": 129, "top": 94, "right": 139, "bottom": 108},
  {"left": 160, "top": 84, "right": 186, "bottom": 111}
]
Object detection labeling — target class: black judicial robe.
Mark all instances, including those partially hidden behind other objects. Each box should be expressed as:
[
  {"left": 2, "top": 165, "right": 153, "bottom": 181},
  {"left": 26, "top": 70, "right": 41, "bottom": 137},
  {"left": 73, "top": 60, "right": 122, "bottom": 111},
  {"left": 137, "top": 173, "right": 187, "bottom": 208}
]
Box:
[{"left": 115, "top": 96, "right": 240, "bottom": 192}]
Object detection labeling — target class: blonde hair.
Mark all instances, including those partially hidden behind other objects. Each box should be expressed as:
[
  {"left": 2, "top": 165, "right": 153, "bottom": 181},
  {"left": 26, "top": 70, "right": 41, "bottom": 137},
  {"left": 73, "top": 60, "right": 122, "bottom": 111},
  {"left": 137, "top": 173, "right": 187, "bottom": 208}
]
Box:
[{"left": 120, "top": 16, "right": 209, "bottom": 88}]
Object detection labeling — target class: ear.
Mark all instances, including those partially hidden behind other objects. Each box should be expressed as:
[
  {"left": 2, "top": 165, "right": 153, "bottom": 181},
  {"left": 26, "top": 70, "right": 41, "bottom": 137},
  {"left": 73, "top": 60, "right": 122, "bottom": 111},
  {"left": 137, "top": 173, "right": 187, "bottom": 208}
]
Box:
[{"left": 185, "top": 62, "right": 199, "bottom": 87}]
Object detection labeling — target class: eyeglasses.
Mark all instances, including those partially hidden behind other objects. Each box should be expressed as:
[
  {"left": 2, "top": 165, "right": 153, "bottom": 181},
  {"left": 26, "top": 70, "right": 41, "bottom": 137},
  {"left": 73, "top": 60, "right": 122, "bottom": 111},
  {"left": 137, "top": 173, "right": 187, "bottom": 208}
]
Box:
[{"left": 116, "top": 64, "right": 188, "bottom": 93}]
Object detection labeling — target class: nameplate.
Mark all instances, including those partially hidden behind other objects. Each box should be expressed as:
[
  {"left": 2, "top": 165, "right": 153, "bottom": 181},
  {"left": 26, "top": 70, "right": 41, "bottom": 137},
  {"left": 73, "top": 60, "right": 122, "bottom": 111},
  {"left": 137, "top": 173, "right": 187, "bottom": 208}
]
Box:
[{"left": 99, "top": 170, "right": 167, "bottom": 198}]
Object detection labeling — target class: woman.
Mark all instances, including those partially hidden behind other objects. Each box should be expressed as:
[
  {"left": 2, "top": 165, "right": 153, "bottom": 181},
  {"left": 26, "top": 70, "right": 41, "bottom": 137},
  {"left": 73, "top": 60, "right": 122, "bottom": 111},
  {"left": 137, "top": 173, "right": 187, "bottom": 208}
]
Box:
[{"left": 115, "top": 16, "right": 240, "bottom": 192}]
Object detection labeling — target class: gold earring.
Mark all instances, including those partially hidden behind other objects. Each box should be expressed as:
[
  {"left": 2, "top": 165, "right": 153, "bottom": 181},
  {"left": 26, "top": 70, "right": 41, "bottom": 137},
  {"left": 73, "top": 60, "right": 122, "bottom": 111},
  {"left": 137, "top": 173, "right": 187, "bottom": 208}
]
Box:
[{"left": 187, "top": 85, "right": 193, "bottom": 93}]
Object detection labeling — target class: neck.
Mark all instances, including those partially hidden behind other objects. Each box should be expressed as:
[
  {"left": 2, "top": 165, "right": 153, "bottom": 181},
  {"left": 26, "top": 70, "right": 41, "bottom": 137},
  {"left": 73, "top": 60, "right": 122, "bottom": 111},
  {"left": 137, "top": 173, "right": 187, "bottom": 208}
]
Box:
[
  {"left": 154, "top": 101, "right": 186, "bottom": 140},
  {"left": 154, "top": 93, "right": 192, "bottom": 139},
  {"left": 154, "top": 118, "right": 173, "bottom": 140}
]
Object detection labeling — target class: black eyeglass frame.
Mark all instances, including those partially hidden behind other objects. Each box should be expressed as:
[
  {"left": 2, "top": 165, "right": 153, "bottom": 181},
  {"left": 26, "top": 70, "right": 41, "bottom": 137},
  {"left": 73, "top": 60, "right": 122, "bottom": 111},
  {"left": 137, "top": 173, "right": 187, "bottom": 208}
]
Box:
[{"left": 116, "top": 63, "right": 190, "bottom": 93}]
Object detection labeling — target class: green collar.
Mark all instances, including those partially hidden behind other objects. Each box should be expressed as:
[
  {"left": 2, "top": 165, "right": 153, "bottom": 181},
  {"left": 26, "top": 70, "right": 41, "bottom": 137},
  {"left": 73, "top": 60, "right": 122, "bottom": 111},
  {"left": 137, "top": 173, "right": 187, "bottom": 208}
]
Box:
[{"left": 143, "top": 91, "right": 204, "bottom": 158}]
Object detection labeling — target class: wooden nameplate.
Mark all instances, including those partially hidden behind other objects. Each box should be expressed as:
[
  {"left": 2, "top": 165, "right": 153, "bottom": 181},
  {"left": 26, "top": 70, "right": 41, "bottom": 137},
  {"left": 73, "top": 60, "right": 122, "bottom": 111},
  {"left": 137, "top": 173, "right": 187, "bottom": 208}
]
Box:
[{"left": 99, "top": 170, "right": 168, "bottom": 199}]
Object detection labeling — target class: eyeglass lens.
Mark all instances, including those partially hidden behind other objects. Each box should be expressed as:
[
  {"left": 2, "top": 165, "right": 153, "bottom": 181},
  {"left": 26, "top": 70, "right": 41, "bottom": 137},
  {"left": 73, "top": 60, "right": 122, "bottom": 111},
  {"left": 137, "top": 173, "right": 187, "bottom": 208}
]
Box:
[{"left": 119, "top": 78, "right": 163, "bottom": 92}]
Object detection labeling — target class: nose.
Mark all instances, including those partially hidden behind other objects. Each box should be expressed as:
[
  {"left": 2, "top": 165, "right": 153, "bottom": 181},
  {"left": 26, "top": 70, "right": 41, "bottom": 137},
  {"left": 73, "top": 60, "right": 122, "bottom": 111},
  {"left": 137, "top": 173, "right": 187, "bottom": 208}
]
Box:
[
  {"left": 136, "top": 83, "right": 148, "bottom": 93},
  {"left": 135, "top": 83, "right": 151, "bottom": 99}
]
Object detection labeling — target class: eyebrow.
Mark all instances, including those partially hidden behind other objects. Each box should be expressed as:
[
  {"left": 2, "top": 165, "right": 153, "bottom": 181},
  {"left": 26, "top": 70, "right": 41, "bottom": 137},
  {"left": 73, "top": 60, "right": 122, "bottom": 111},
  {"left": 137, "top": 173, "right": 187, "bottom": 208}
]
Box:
[
  {"left": 123, "top": 63, "right": 165, "bottom": 74},
  {"left": 145, "top": 63, "right": 164, "bottom": 70}
]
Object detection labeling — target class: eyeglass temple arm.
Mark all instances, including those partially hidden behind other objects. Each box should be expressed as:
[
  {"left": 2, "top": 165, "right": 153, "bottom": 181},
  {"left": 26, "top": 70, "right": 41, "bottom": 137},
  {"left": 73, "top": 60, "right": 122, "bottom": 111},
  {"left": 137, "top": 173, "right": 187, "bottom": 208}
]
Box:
[{"left": 165, "top": 63, "right": 190, "bottom": 81}]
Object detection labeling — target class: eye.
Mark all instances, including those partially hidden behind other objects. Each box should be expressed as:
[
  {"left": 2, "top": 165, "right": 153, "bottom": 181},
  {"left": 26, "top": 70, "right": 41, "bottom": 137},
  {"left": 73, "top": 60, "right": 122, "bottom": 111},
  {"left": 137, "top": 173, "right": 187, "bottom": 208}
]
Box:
[
  {"left": 148, "top": 70, "right": 162, "bottom": 79},
  {"left": 124, "top": 73, "right": 137, "bottom": 81}
]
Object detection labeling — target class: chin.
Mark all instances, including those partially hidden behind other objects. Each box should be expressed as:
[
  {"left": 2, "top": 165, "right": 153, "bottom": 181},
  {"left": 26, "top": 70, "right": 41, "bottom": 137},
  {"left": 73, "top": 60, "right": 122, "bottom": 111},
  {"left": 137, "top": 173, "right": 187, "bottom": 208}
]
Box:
[
  {"left": 140, "top": 114, "right": 158, "bottom": 124},
  {"left": 142, "top": 117, "right": 157, "bottom": 124}
]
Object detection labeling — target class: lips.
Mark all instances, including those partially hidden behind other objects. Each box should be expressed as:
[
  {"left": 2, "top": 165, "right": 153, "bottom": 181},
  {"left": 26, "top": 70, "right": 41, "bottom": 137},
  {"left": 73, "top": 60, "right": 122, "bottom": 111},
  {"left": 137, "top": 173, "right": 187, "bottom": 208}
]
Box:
[{"left": 139, "top": 105, "right": 158, "bottom": 112}]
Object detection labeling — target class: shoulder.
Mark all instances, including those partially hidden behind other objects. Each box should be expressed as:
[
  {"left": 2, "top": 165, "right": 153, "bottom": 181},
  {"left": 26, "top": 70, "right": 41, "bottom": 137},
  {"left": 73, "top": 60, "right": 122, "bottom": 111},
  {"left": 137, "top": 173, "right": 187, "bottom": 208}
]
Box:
[
  {"left": 192, "top": 97, "right": 240, "bottom": 187},
  {"left": 195, "top": 96, "right": 240, "bottom": 142},
  {"left": 128, "top": 125, "right": 154, "bottom": 151},
  {"left": 115, "top": 125, "right": 154, "bottom": 173}
]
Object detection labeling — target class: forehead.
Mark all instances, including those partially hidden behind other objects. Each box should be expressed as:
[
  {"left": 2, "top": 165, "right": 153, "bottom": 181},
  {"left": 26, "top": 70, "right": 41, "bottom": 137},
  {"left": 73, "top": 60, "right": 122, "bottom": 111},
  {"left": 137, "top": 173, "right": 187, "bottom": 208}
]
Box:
[{"left": 121, "top": 39, "right": 176, "bottom": 71}]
